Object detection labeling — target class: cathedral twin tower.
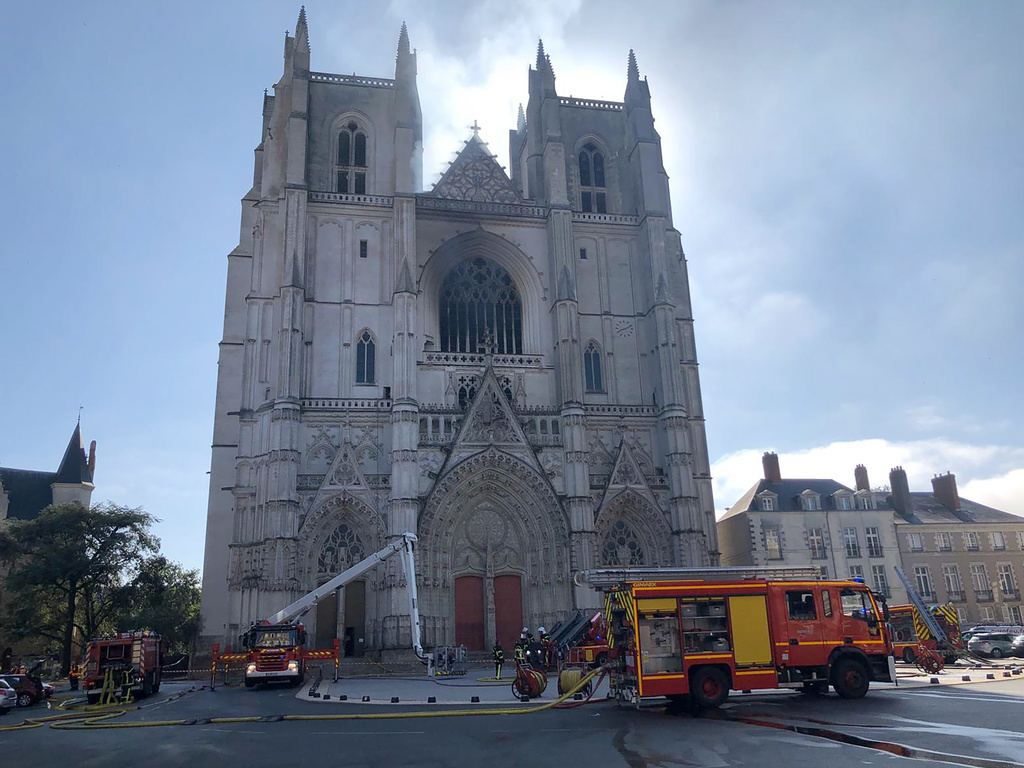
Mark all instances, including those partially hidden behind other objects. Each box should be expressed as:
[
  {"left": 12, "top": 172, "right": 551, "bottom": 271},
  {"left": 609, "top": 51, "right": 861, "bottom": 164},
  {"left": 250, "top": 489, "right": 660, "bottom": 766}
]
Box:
[{"left": 200, "top": 9, "right": 718, "bottom": 654}]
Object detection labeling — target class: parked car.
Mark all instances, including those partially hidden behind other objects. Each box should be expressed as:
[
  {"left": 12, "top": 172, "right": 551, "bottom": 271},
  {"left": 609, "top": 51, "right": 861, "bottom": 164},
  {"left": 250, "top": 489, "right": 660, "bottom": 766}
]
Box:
[
  {"left": 1010, "top": 634, "right": 1024, "bottom": 658},
  {"left": 0, "top": 674, "right": 44, "bottom": 707},
  {"left": 964, "top": 625, "right": 1024, "bottom": 644},
  {"left": 0, "top": 679, "right": 16, "bottom": 714},
  {"left": 968, "top": 632, "right": 1017, "bottom": 658}
]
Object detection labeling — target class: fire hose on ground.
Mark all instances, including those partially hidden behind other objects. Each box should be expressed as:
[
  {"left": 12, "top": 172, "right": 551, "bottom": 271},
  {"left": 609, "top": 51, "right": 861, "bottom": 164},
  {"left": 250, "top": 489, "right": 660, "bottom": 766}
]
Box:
[{"left": 1, "top": 666, "right": 606, "bottom": 731}]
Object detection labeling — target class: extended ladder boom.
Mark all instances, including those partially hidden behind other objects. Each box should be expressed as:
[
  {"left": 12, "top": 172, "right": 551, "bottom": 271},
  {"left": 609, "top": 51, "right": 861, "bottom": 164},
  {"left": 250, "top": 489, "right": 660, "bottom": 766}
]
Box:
[
  {"left": 893, "top": 566, "right": 949, "bottom": 645},
  {"left": 265, "top": 533, "right": 423, "bottom": 657},
  {"left": 575, "top": 565, "right": 824, "bottom": 589}
]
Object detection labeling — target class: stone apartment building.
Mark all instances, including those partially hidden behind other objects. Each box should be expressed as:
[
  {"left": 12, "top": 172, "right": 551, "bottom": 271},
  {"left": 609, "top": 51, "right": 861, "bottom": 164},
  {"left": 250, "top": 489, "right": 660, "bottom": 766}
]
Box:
[
  {"left": 888, "top": 468, "right": 1024, "bottom": 627},
  {"left": 718, "top": 454, "right": 1024, "bottom": 627},
  {"left": 717, "top": 453, "right": 908, "bottom": 606}
]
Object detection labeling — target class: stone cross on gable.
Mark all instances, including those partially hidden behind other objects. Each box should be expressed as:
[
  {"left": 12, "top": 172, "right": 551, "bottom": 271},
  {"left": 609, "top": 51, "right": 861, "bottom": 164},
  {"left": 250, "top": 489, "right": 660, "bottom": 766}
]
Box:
[{"left": 469, "top": 119, "right": 481, "bottom": 137}]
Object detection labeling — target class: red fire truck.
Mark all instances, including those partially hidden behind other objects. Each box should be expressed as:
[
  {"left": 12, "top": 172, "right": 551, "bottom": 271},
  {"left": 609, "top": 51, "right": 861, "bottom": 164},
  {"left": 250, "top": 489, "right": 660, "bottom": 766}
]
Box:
[
  {"left": 578, "top": 566, "right": 895, "bottom": 708},
  {"left": 237, "top": 533, "right": 424, "bottom": 689},
  {"left": 82, "top": 631, "right": 166, "bottom": 705},
  {"left": 889, "top": 603, "right": 963, "bottom": 664},
  {"left": 239, "top": 621, "right": 334, "bottom": 687}
]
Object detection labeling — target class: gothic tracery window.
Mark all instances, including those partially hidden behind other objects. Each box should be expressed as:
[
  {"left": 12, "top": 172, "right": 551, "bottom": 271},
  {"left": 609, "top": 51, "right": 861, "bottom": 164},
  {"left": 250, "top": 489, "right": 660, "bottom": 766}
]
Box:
[
  {"left": 578, "top": 143, "right": 607, "bottom": 213},
  {"left": 601, "top": 520, "right": 645, "bottom": 566},
  {"left": 439, "top": 258, "right": 522, "bottom": 355},
  {"left": 356, "top": 329, "right": 375, "bottom": 384},
  {"left": 584, "top": 341, "right": 603, "bottom": 393},
  {"left": 337, "top": 121, "right": 368, "bottom": 194},
  {"left": 318, "top": 523, "right": 366, "bottom": 575}
]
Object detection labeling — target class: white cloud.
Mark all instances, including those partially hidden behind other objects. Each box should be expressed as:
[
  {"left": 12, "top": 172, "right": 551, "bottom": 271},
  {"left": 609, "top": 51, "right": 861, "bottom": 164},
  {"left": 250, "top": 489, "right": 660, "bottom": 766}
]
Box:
[
  {"left": 712, "top": 438, "right": 1024, "bottom": 518},
  {"left": 962, "top": 469, "right": 1024, "bottom": 519}
]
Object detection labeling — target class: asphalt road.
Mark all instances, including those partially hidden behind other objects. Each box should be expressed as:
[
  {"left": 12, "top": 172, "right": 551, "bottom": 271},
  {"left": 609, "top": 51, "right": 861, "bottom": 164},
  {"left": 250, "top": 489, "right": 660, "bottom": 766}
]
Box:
[{"left": 3, "top": 679, "right": 1024, "bottom": 767}]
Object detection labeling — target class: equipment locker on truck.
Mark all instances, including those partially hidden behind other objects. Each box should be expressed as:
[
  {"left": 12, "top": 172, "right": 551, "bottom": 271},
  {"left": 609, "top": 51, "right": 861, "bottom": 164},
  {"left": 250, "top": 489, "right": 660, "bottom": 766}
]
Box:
[{"left": 578, "top": 566, "right": 895, "bottom": 708}]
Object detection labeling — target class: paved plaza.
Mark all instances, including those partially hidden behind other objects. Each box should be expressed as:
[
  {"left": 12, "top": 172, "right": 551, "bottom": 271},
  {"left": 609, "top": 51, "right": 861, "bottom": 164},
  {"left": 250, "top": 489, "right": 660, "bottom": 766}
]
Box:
[{"left": 2, "top": 662, "right": 1024, "bottom": 767}]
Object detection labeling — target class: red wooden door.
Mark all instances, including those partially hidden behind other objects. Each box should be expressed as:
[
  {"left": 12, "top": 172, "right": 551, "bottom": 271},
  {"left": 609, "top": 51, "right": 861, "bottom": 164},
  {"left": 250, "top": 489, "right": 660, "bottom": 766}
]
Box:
[
  {"left": 494, "top": 575, "right": 523, "bottom": 651},
  {"left": 455, "top": 575, "right": 485, "bottom": 651}
]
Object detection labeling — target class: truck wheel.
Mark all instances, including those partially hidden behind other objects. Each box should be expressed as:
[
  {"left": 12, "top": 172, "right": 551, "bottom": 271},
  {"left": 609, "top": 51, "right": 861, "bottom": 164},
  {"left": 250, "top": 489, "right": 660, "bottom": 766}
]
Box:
[
  {"left": 831, "top": 658, "right": 870, "bottom": 699},
  {"left": 244, "top": 679, "right": 255, "bottom": 689},
  {"left": 689, "top": 667, "right": 729, "bottom": 709},
  {"left": 594, "top": 652, "right": 608, "bottom": 668},
  {"left": 86, "top": 692, "right": 101, "bottom": 706},
  {"left": 902, "top": 648, "right": 916, "bottom": 664}
]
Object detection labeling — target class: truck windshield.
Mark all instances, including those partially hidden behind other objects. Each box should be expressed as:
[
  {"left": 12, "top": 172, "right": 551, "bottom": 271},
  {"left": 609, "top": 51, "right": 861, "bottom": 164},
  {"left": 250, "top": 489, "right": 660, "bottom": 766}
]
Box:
[
  {"left": 840, "top": 589, "right": 877, "bottom": 622},
  {"left": 253, "top": 629, "right": 298, "bottom": 647}
]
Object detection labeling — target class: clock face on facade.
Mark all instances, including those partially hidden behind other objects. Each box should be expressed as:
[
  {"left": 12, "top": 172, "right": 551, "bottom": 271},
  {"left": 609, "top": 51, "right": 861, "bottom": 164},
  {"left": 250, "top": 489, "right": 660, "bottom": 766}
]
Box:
[{"left": 615, "top": 319, "right": 634, "bottom": 337}]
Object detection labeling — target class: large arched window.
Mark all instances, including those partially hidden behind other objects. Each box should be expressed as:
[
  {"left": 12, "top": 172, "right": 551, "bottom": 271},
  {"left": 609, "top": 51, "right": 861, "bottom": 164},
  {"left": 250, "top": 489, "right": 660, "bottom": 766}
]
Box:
[
  {"left": 355, "top": 329, "right": 375, "bottom": 384},
  {"left": 318, "top": 523, "right": 366, "bottom": 574},
  {"left": 584, "top": 341, "right": 603, "bottom": 393},
  {"left": 439, "top": 258, "right": 522, "bottom": 355},
  {"left": 336, "top": 121, "right": 368, "bottom": 194},
  {"left": 601, "top": 520, "right": 645, "bottom": 566},
  {"left": 578, "top": 143, "right": 607, "bottom": 213}
]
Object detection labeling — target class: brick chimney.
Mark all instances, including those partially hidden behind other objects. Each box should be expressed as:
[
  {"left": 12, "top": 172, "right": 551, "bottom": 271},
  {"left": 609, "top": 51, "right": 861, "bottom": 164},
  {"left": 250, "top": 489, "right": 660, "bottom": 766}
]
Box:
[
  {"left": 889, "top": 466, "right": 913, "bottom": 517},
  {"left": 762, "top": 452, "right": 782, "bottom": 484},
  {"left": 854, "top": 464, "right": 870, "bottom": 491},
  {"left": 931, "top": 472, "right": 960, "bottom": 510}
]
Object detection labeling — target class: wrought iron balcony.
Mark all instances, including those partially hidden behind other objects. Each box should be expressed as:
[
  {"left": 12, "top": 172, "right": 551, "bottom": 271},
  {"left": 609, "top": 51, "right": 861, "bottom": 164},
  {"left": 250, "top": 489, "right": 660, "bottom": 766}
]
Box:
[
  {"left": 975, "top": 589, "right": 995, "bottom": 602},
  {"left": 947, "top": 590, "right": 967, "bottom": 602}
]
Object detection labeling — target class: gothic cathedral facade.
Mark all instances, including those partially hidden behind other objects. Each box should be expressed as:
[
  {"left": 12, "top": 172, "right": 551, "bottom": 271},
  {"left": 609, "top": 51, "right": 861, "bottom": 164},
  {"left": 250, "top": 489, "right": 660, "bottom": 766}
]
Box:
[{"left": 200, "top": 10, "right": 718, "bottom": 654}]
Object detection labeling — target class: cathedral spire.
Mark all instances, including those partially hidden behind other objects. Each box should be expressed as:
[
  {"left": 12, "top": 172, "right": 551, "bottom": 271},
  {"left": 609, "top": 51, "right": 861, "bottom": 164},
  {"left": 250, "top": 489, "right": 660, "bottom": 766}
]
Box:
[
  {"left": 627, "top": 49, "right": 640, "bottom": 84},
  {"left": 517, "top": 103, "right": 526, "bottom": 132},
  {"left": 397, "top": 21, "right": 410, "bottom": 58},
  {"left": 294, "top": 6, "right": 309, "bottom": 50},
  {"left": 535, "top": 39, "right": 556, "bottom": 90},
  {"left": 624, "top": 47, "right": 650, "bottom": 109}
]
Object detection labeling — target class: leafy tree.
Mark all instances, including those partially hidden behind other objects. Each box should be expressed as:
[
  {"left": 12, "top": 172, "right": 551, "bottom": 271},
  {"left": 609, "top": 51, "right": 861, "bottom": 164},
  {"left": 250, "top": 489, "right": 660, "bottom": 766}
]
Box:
[
  {"left": 115, "top": 557, "right": 202, "bottom": 655},
  {"left": 0, "top": 502, "right": 158, "bottom": 674}
]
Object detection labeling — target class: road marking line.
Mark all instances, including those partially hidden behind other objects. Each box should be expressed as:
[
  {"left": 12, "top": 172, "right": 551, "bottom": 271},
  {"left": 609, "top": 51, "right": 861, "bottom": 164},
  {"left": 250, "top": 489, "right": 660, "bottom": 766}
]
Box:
[
  {"left": 307, "top": 730, "right": 427, "bottom": 735},
  {"left": 890, "top": 691, "right": 1024, "bottom": 704}
]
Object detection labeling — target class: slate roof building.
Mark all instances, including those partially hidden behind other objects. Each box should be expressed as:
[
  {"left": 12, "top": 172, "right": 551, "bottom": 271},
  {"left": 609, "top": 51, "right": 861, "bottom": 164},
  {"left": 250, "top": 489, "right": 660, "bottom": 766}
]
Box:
[
  {"left": 200, "top": 10, "right": 717, "bottom": 653},
  {"left": 0, "top": 422, "right": 96, "bottom": 522},
  {"left": 717, "top": 453, "right": 909, "bottom": 606},
  {"left": 887, "top": 468, "right": 1024, "bottom": 626}
]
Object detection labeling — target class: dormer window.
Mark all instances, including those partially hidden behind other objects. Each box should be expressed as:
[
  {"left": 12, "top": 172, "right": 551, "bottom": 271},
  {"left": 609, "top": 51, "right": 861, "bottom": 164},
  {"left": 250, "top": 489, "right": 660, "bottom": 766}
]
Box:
[
  {"left": 578, "top": 143, "right": 607, "bottom": 213},
  {"left": 337, "top": 122, "right": 368, "bottom": 194},
  {"left": 799, "top": 490, "right": 821, "bottom": 511},
  {"left": 756, "top": 490, "right": 778, "bottom": 512},
  {"left": 835, "top": 495, "right": 852, "bottom": 511}
]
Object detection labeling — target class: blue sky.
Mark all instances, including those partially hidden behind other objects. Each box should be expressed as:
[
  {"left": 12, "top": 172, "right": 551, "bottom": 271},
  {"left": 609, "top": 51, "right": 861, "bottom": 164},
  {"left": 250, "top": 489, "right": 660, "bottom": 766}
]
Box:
[{"left": 1, "top": 1, "right": 1022, "bottom": 573}]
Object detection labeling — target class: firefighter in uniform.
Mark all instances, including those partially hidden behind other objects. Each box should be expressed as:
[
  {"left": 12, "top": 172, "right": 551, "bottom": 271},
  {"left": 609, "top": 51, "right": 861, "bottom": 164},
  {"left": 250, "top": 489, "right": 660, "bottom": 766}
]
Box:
[
  {"left": 492, "top": 641, "right": 504, "bottom": 680},
  {"left": 513, "top": 630, "right": 527, "bottom": 667}
]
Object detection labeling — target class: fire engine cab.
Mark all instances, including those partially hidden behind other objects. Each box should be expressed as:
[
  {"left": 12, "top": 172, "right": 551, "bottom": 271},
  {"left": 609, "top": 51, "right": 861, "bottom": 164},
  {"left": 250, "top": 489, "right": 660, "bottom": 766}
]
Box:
[
  {"left": 578, "top": 566, "right": 895, "bottom": 708},
  {"left": 240, "top": 621, "right": 309, "bottom": 687}
]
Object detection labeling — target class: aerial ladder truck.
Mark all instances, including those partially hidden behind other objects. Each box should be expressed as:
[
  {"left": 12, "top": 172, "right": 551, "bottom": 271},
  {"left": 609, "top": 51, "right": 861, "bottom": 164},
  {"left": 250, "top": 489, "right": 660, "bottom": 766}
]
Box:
[
  {"left": 891, "top": 566, "right": 963, "bottom": 672},
  {"left": 236, "top": 533, "right": 425, "bottom": 688}
]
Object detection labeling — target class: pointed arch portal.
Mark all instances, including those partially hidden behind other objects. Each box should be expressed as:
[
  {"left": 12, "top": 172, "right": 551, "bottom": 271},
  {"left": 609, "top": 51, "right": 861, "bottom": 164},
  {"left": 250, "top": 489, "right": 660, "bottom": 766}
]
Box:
[{"left": 419, "top": 447, "right": 571, "bottom": 649}]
